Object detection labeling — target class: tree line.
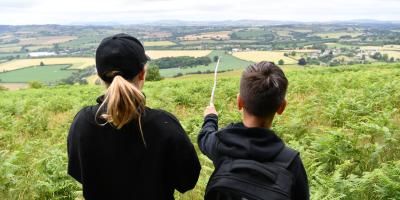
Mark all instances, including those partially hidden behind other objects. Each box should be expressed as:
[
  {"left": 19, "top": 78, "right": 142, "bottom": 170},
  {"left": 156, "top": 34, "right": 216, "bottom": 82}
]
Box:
[{"left": 151, "top": 56, "right": 212, "bottom": 69}]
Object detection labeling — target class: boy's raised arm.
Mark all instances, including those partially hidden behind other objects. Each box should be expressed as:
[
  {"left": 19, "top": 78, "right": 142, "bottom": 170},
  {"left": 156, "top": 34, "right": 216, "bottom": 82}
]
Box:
[{"left": 198, "top": 105, "right": 219, "bottom": 161}]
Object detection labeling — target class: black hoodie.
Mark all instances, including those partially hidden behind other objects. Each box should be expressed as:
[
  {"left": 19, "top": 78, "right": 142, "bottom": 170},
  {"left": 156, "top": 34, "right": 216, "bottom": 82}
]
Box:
[
  {"left": 198, "top": 114, "right": 309, "bottom": 200},
  {"left": 67, "top": 96, "right": 201, "bottom": 200}
]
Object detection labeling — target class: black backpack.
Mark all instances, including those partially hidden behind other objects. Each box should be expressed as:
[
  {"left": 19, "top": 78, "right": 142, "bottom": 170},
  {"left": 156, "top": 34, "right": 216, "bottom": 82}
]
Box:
[{"left": 205, "top": 147, "right": 299, "bottom": 200}]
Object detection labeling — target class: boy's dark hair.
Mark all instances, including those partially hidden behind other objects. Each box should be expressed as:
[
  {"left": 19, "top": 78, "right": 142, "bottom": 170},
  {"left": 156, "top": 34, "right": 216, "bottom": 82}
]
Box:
[{"left": 240, "top": 61, "right": 288, "bottom": 117}]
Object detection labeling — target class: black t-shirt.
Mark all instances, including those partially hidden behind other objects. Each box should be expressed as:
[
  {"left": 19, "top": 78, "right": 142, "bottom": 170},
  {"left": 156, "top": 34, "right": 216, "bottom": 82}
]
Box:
[{"left": 67, "top": 100, "right": 201, "bottom": 200}]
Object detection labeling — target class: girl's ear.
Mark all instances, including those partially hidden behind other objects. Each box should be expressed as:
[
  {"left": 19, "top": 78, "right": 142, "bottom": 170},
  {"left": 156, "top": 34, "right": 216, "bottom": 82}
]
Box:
[
  {"left": 138, "top": 68, "right": 146, "bottom": 81},
  {"left": 237, "top": 93, "right": 244, "bottom": 111},
  {"left": 276, "top": 99, "right": 287, "bottom": 115}
]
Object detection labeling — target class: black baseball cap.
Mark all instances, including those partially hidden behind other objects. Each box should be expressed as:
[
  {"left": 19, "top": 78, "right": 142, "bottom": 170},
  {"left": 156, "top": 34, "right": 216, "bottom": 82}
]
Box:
[{"left": 95, "top": 33, "right": 150, "bottom": 83}]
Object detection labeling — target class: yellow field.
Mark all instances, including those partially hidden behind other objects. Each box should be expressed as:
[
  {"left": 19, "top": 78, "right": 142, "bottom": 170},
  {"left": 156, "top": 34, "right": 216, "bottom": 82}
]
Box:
[
  {"left": 232, "top": 51, "right": 298, "bottom": 64},
  {"left": 280, "top": 49, "right": 320, "bottom": 53},
  {"left": 144, "top": 41, "right": 176, "bottom": 47},
  {"left": 315, "top": 32, "right": 363, "bottom": 39},
  {"left": 0, "top": 57, "right": 94, "bottom": 72},
  {"left": 0, "top": 46, "right": 21, "bottom": 53},
  {"left": 146, "top": 50, "right": 212, "bottom": 59},
  {"left": 178, "top": 31, "right": 231, "bottom": 41},
  {"left": 360, "top": 45, "right": 400, "bottom": 51},
  {"left": 18, "top": 36, "right": 77, "bottom": 45},
  {"left": 275, "top": 30, "right": 291, "bottom": 37},
  {"left": 382, "top": 51, "right": 400, "bottom": 59}
]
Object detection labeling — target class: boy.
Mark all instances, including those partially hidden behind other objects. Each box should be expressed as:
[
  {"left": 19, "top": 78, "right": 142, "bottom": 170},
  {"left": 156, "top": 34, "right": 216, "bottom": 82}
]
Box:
[{"left": 198, "top": 61, "right": 309, "bottom": 200}]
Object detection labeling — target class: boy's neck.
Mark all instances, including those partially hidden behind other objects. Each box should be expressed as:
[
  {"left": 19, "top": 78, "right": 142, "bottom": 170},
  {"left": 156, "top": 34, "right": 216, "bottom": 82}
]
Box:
[{"left": 242, "top": 111, "right": 274, "bottom": 129}]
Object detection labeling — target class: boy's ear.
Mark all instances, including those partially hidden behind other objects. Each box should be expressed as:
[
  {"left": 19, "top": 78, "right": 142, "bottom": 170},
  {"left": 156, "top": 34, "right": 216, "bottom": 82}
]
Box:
[
  {"left": 237, "top": 93, "right": 244, "bottom": 111},
  {"left": 276, "top": 99, "right": 287, "bottom": 115}
]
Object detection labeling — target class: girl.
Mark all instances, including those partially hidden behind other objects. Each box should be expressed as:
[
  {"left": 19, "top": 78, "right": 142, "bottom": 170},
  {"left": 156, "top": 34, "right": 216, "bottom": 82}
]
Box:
[{"left": 67, "top": 33, "right": 201, "bottom": 200}]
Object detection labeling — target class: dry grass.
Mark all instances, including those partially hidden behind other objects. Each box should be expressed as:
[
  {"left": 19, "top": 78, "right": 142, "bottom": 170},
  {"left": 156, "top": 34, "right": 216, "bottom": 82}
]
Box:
[
  {"left": 382, "top": 51, "right": 400, "bottom": 59},
  {"left": 144, "top": 41, "right": 176, "bottom": 47},
  {"left": 0, "top": 83, "right": 28, "bottom": 90},
  {"left": 146, "top": 50, "right": 212, "bottom": 59},
  {"left": 0, "top": 57, "right": 94, "bottom": 71},
  {"left": 232, "top": 51, "right": 298, "bottom": 64},
  {"left": 315, "top": 32, "right": 363, "bottom": 39}
]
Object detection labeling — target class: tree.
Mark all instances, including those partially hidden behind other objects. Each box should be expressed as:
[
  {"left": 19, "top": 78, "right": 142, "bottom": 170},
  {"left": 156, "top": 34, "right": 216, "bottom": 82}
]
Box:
[
  {"left": 29, "top": 81, "right": 44, "bottom": 89},
  {"left": 146, "top": 65, "right": 163, "bottom": 81},
  {"left": 291, "top": 51, "right": 297, "bottom": 56},
  {"left": 213, "top": 56, "right": 219, "bottom": 62},
  {"left": 152, "top": 56, "right": 212, "bottom": 69},
  {"left": 278, "top": 59, "right": 284, "bottom": 65},
  {"left": 329, "top": 59, "right": 341, "bottom": 67},
  {"left": 389, "top": 57, "right": 395, "bottom": 62},
  {"left": 173, "top": 73, "right": 183, "bottom": 78},
  {"left": 372, "top": 52, "right": 382, "bottom": 60},
  {"left": 298, "top": 58, "right": 307, "bottom": 66},
  {"left": 40, "top": 61, "right": 44, "bottom": 66},
  {"left": 0, "top": 84, "right": 7, "bottom": 91},
  {"left": 54, "top": 43, "right": 60, "bottom": 54},
  {"left": 79, "top": 79, "right": 88, "bottom": 85},
  {"left": 382, "top": 54, "right": 389, "bottom": 62},
  {"left": 230, "top": 32, "right": 239, "bottom": 40}
]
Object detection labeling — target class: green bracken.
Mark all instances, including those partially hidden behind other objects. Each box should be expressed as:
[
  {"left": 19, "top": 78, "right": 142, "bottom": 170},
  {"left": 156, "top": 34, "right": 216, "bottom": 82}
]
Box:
[{"left": 0, "top": 63, "right": 399, "bottom": 200}]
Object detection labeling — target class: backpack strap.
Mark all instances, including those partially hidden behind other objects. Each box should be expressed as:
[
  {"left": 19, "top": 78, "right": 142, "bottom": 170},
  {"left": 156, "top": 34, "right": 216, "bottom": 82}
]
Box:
[{"left": 273, "top": 146, "right": 299, "bottom": 168}]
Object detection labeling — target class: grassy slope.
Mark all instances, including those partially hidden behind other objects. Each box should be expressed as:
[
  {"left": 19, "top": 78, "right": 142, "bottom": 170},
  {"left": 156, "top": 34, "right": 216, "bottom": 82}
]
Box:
[
  {"left": 0, "top": 63, "right": 400, "bottom": 199},
  {"left": 160, "top": 50, "right": 254, "bottom": 77}
]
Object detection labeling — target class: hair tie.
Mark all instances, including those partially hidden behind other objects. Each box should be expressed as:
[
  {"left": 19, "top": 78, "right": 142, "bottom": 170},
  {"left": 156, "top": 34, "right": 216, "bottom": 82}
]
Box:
[{"left": 113, "top": 71, "right": 124, "bottom": 77}]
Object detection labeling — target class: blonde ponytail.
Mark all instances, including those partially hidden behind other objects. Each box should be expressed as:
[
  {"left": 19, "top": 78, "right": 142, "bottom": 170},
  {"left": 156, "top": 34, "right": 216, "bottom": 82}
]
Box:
[{"left": 96, "top": 74, "right": 147, "bottom": 146}]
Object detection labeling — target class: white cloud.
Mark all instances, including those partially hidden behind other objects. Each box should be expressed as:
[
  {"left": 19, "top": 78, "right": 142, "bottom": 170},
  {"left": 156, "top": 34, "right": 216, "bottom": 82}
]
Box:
[{"left": 0, "top": 0, "right": 399, "bottom": 24}]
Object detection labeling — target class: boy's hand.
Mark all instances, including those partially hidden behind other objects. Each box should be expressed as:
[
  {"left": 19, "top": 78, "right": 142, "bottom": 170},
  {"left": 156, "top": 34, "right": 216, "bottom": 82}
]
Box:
[{"left": 204, "top": 104, "right": 218, "bottom": 117}]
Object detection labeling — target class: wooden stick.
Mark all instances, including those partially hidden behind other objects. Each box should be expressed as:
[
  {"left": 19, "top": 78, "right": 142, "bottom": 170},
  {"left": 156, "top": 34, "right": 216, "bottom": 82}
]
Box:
[{"left": 210, "top": 57, "right": 220, "bottom": 106}]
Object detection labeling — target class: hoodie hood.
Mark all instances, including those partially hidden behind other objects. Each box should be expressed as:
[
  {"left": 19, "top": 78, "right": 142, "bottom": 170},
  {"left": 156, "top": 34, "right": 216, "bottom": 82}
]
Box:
[{"left": 216, "top": 123, "right": 285, "bottom": 162}]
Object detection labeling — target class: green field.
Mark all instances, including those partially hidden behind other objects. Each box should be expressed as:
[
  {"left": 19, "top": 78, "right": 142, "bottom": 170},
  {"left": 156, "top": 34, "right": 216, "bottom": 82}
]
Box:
[
  {"left": 234, "top": 29, "right": 266, "bottom": 39},
  {"left": 325, "top": 43, "right": 357, "bottom": 48},
  {"left": 59, "top": 35, "right": 104, "bottom": 49},
  {"left": 0, "top": 64, "right": 77, "bottom": 83},
  {"left": 0, "top": 63, "right": 399, "bottom": 199},
  {"left": 0, "top": 53, "right": 28, "bottom": 59},
  {"left": 159, "top": 50, "right": 254, "bottom": 77}
]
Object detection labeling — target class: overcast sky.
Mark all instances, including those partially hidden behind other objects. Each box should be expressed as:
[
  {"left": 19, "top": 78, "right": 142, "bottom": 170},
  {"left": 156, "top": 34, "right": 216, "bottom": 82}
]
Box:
[{"left": 0, "top": 0, "right": 399, "bottom": 25}]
